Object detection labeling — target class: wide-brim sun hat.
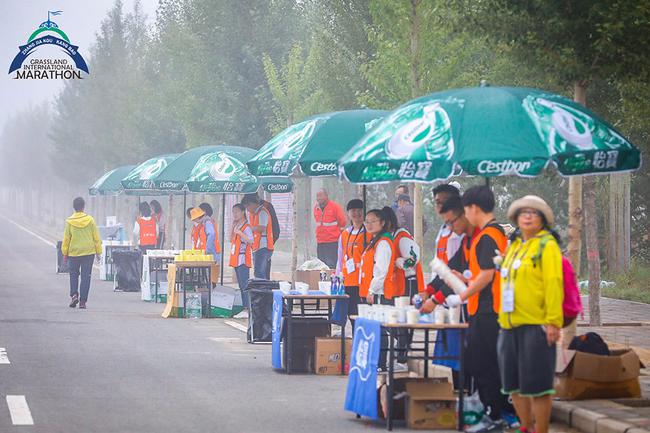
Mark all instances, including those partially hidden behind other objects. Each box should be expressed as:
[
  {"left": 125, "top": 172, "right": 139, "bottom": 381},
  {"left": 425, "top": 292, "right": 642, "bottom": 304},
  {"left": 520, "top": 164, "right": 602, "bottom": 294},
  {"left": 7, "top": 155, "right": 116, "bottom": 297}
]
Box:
[
  {"left": 507, "top": 195, "right": 554, "bottom": 227},
  {"left": 190, "top": 207, "right": 205, "bottom": 221}
]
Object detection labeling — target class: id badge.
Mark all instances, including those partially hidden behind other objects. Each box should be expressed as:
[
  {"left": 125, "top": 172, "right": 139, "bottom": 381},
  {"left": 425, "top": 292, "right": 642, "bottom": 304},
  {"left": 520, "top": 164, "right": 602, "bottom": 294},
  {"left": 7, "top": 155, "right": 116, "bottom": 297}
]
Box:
[
  {"left": 502, "top": 285, "right": 515, "bottom": 313},
  {"left": 345, "top": 258, "right": 355, "bottom": 274},
  {"left": 230, "top": 244, "right": 236, "bottom": 255}
]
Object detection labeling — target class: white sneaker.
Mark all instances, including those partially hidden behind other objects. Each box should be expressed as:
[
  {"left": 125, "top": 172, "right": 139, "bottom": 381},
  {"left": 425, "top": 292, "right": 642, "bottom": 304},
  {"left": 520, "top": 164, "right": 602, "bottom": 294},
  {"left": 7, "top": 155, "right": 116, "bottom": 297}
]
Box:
[
  {"left": 465, "top": 415, "right": 504, "bottom": 433},
  {"left": 392, "top": 362, "right": 408, "bottom": 372},
  {"left": 233, "top": 310, "right": 249, "bottom": 319}
]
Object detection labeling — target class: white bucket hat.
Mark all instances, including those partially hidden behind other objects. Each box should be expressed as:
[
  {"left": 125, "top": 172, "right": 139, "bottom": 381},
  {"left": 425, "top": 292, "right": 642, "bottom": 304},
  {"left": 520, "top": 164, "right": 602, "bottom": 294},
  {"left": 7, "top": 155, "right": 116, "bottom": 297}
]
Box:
[{"left": 507, "top": 195, "right": 554, "bottom": 227}]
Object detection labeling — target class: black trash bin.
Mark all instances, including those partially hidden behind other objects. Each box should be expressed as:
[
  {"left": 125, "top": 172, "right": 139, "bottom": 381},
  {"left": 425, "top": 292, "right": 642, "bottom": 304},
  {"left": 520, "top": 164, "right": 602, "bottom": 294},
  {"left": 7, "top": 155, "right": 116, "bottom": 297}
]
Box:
[
  {"left": 112, "top": 249, "right": 142, "bottom": 292},
  {"left": 56, "top": 241, "right": 69, "bottom": 274},
  {"left": 245, "top": 278, "right": 279, "bottom": 343}
]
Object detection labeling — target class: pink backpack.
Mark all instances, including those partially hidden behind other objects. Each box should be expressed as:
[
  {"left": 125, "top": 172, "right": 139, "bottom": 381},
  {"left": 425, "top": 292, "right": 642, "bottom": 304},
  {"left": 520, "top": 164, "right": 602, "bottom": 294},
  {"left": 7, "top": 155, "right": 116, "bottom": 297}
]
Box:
[{"left": 536, "top": 236, "right": 583, "bottom": 326}]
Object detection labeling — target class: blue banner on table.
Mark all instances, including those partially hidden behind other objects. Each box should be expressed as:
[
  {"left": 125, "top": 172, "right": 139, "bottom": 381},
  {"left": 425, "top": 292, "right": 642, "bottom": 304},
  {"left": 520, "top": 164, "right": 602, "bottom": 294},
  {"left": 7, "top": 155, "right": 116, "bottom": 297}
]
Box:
[
  {"left": 344, "top": 318, "right": 381, "bottom": 419},
  {"left": 272, "top": 291, "right": 283, "bottom": 369},
  {"left": 433, "top": 329, "right": 461, "bottom": 371}
]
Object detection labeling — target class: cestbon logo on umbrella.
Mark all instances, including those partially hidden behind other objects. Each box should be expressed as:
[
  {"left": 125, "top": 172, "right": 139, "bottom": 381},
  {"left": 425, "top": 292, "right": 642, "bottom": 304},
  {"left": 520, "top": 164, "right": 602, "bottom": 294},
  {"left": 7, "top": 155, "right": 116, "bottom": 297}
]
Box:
[
  {"left": 8, "top": 11, "right": 89, "bottom": 80},
  {"left": 383, "top": 101, "right": 454, "bottom": 161}
]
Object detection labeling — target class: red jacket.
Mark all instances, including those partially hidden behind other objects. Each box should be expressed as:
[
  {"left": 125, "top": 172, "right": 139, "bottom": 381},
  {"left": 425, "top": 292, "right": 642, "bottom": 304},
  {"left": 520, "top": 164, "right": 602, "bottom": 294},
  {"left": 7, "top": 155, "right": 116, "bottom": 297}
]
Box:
[{"left": 314, "top": 200, "right": 346, "bottom": 244}]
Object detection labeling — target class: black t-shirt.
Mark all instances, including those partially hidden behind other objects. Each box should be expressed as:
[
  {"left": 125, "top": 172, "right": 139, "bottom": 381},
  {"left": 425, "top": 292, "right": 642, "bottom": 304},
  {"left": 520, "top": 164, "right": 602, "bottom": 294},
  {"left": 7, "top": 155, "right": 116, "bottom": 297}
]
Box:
[{"left": 475, "top": 221, "right": 504, "bottom": 315}]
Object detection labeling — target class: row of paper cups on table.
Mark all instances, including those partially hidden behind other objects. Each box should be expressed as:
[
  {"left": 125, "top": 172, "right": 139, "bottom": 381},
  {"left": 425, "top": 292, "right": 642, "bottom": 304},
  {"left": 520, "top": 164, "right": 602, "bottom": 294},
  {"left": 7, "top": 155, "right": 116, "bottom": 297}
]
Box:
[{"left": 358, "top": 302, "right": 461, "bottom": 325}]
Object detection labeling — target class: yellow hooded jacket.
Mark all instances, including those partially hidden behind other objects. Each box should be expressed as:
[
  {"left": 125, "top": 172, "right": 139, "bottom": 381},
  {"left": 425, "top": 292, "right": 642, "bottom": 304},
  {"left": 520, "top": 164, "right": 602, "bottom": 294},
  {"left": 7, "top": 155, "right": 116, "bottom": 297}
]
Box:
[
  {"left": 61, "top": 212, "right": 102, "bottom": 257},
  {"left": 499, "top": 230, "right": 564, "bottom": 330}
]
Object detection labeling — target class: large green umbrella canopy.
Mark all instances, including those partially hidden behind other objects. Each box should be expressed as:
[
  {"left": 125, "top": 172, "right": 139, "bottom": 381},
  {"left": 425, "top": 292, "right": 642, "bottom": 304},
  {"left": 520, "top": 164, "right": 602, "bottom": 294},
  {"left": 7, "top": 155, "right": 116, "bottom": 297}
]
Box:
[
  {"left": 339, "top": 87, "right": 641, "bottom": 183},
  {"left": 89, "top": 165, "right": 135, "bottom": 196},
  {"left": 153, "top": 145, "right": 259, "bottom": 191},
  {"left": 247, "top": 109, "right": 387, "bottom": 177},
  {"left": 121, "top": 154, "right": 179, "bottom": 191}
]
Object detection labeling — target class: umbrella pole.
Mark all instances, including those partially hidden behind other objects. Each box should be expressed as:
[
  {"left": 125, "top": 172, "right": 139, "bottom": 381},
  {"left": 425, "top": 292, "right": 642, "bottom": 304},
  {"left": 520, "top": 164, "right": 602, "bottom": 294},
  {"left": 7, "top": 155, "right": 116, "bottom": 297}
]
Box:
[
  {"left": 220, "top": 194, "right": 226, "bottom": 286},
  {"left": 362, "top": 185, "right": 367, "bottom": 213},
  {"left": 182, "top": 191, "right": 187, "bottom": 249},
  {"left": 485, "top": 177, "right": 490, "bottom": 187}
]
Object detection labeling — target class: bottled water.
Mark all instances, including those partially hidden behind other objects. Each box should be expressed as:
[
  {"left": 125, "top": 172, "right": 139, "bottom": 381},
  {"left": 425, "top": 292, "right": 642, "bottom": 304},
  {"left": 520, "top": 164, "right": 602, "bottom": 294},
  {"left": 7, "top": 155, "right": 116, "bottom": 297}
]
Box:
[{"left": 186, "top": 293, "right": 202, "bottom": 319}]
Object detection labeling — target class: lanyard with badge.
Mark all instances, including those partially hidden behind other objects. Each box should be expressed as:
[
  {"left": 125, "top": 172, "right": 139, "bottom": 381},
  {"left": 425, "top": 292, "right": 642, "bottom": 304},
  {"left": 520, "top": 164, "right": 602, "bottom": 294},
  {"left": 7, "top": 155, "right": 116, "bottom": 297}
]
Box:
[
  {"left": 500, "top": 239, "right": 534, "bottom": 313},
  {"left": 345, "top": 227, "right": 364, "bottom": 274}
]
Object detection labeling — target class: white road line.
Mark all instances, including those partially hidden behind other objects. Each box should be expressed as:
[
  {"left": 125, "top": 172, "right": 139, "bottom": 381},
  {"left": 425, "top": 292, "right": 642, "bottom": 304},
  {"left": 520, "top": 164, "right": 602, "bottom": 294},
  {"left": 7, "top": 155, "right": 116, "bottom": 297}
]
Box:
[
  {"left": 0, "top": 348, "right": 9, "bottom": 364},
  {"left": 224, "top": 320, "right": 248, "bottom": 333},
  {"left": 0, "top": 215, "right": 55, "bottom": 247},
  {"left": 6, "top": 395, "right": 34, "bottom": 425}
]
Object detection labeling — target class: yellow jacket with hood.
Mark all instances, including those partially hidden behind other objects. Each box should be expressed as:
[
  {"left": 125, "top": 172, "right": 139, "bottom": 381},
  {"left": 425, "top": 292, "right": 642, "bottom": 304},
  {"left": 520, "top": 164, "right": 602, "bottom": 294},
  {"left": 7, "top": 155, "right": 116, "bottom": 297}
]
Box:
[{"left": 61, "top": 212, "right": 102, "bottom": 257}]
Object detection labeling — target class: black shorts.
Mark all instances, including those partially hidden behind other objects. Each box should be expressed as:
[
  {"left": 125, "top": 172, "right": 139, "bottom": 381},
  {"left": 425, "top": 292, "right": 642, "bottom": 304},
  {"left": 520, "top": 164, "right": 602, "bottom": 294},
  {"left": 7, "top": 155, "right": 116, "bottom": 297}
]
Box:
[{"left": 497, "top": 325, "right": 556, "bottom": 397}]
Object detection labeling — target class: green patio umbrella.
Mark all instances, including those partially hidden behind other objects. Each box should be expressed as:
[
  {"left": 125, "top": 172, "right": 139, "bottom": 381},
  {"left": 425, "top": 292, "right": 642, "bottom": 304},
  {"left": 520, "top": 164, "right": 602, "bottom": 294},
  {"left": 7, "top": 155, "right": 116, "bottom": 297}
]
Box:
[
  {"left": 89, "top": 165, "right": 135, "bottom": 195},
  {"left": 247, "top": 109, "right": 388, "bottom": 177},
  {"left": 339, "top": 87, "right": 641, "bottom": 183},
  {"left": 184, "top": 148, "right": 259, "bottom": 193},
  {"left": 120, "top": 154, "right": 179, "bottom": 191}
]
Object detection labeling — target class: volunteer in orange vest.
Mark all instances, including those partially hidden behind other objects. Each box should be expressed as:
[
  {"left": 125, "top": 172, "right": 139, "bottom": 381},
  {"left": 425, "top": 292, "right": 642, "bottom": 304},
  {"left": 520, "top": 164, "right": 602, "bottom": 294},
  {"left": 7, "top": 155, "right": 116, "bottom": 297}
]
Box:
[
  {"left": 314, "top": 188, "right": 347, "bottom": 269},
  {"left": 187, "top": 207, "right": 200, "bottom": 250},
  {"left": 387, "top": 207, "right": 424, "bottom": 299},
  {"left": 336, "top": 199, "right": 371, "bottom": 322},
  {"left": 150, "top": 199, "right": 166, "bottom": 249},
  {"left": 359, "top": 208, "right": 395, "bottom": 305},
  {"left": 134, "top": 201, "right": 158, "bottom": 253},
  {"left": 197, "top": 202, "right": 221, "bottom": 261},
  {"left": 229, "top": 203, "right": 253, "bottom": 309},
  {"left": 241, "top": 194, "right": 274, "bottom": 280},
  {"left": 432, "top": 183, "right": 462, "bottom": 264},
  {"left": 446, "top": 185, "right": 509, "bottom": 433},
  {"left": 190, "top": 206, "right": 219, "bottom": 261}
]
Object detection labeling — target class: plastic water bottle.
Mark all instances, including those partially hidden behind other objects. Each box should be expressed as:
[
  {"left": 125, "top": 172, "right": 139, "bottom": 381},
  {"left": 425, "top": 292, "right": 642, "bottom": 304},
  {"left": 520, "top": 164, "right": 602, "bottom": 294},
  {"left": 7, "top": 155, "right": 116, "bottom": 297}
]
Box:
[
  {"left": 412, "top": 293, "right": 423, "bottom": 309},
  {"left": 335, "top": 276, "right": 343, "bottom": 295},
  {"left": 187, "top": 293, "right": 202, "bottom": 319}
]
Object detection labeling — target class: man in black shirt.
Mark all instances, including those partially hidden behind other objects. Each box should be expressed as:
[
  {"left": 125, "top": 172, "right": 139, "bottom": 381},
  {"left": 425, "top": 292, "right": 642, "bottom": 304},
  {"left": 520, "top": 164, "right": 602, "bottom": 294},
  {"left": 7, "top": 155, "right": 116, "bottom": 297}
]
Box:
[{"left": 447, "top": 186, "right": 509, "bottom": 433}]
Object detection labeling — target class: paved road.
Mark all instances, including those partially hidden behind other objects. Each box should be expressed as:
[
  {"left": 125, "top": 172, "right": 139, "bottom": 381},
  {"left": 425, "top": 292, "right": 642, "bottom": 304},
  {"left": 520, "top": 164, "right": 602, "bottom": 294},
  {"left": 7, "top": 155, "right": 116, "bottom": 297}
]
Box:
[{"left": 0, "top": 218, "right": 385, "bottom": 433}]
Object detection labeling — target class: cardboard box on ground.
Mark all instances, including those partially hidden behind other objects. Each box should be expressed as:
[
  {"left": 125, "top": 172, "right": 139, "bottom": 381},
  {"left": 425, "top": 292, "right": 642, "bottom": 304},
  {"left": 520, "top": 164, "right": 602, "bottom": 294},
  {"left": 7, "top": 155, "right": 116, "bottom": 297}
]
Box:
[
  {"left": 555, "top": 348, "right": 643, "bottom": 400},
  {"left": 314, "top": 337, "right": 352, "bottom": 375}
]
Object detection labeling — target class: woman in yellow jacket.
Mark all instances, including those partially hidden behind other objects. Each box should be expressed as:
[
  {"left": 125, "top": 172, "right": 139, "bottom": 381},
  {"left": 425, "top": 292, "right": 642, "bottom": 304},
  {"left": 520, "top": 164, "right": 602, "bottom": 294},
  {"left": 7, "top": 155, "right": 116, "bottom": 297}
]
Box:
[
  {"left": 62, "top": 197, "right": 102, "bottom": 309},
  {"left": 497, "top": 196, "right": 563, "bottom": 433}
]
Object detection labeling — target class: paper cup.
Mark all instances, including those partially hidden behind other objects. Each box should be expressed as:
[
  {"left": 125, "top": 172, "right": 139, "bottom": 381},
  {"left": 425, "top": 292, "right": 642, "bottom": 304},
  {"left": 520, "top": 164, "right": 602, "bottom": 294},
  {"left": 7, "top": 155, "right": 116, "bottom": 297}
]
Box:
[
  {"left": 448, "top": 306, "right": 461, "bottom": 324},
  {"left": 434, "top": 306, "right": 447, "bottom": 324},
  {"left": 407, "top": 309, "right": 420, "bottom": 324},
  {"left": 387, "top": 310, "right": 399, "bottom": 324},
  {"left": 397, "top": 307, "right": 407, "bottom": 323},
  {"left": 358, "top": 304, "right": 370, "bottom": 318}
]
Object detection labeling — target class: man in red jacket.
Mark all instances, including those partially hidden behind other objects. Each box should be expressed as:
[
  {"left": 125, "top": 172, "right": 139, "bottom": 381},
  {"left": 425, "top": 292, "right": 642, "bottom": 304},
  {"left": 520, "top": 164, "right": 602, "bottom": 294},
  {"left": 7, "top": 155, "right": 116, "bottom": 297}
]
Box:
[{"left": 313, "top": 188, "right": 346, "bottom": 268}]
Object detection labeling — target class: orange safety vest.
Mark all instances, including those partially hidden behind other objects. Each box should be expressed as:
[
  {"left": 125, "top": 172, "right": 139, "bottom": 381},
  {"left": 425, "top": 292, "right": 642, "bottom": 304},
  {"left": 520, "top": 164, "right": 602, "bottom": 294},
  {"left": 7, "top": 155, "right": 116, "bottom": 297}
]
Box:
[
  {"left": 436, "top": 229, "right": 452, "bottom": 263},
  {"left": 359, "top": 234, "right": 395, "bottom": 299},
  {"left": 191, "top": 224, "right": 200, "bottom": 249},
  {"left": 198, "top": 218, "right": 221, "bottom": 254},
  {"left": 229, "top": 223, "right": 252, "bottom": 268},
  {"left": 138, "top": 217, "right": 157, "bottom": 246},
  {"left": 250, "top": 206, "right": 275, "bottom": 251},
  {"left": 468, "top": 224, "right": 507, "bottom": 316},
  {"left": 340, "top": 227, "right": 372, "bottom": 287},
  {"left": 314, "top": 201, "right": 345, "bottom": 244},
  {"left": 392, "top": 229, "right": 425, "bottom": 296}
]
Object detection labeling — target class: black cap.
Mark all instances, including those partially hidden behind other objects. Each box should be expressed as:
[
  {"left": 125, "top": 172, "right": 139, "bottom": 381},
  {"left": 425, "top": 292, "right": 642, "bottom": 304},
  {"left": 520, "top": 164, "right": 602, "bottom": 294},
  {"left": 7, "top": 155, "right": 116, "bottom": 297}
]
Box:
[
  {"left": 346, "top": 199, "right": 364, "bottom": 211},
  {"left": 397, "top": 194, "right": 411, "bottom": 203}
]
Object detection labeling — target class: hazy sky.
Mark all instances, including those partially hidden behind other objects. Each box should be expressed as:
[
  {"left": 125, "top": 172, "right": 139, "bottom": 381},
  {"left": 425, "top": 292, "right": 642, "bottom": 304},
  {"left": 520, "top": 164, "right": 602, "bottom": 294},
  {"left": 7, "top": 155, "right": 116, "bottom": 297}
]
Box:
[{"left": 1, "top": 1, "right": 157, "bottom": 129}]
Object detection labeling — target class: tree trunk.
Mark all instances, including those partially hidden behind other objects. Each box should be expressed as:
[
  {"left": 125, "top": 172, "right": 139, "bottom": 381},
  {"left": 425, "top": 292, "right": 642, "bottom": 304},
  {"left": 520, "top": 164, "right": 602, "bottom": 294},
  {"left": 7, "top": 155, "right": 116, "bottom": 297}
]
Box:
[
  {"left": 584, "top": 176, "right": 602, "bottom": 325},
  {"left": 409, "top": 0, "right": 424, "bottom": 248},
  {"left": 566, "top": 81, "right": 586, "bottom": 274},
  {"left": 608, "top": 173, "right": 631, "bottom": 273}
]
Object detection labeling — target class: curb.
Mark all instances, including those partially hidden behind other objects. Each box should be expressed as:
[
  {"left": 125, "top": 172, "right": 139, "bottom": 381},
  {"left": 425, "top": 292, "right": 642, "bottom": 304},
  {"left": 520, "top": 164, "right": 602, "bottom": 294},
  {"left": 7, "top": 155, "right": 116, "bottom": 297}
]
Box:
[{"left": 551, "top": 401, "right": 650, "bottom": 433}]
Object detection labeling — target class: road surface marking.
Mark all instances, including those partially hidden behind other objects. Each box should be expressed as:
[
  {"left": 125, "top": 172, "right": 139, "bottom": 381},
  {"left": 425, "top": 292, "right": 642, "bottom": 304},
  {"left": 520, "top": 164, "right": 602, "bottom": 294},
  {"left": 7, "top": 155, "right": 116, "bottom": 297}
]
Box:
[
  {"left": 224, "top": 320, "right": 248, "bottom": 333},
  {"left": 6, "top": 395, "right": 34, "bottom": 425},
  {"left": 208, "top": 337, "right": 242, "bottom": 342},
  {"left": 0, "top": 348, "right": 9, "bottom": 364},
  {"left": 0, "top": 215, "right": 55, "bottom": 247}
]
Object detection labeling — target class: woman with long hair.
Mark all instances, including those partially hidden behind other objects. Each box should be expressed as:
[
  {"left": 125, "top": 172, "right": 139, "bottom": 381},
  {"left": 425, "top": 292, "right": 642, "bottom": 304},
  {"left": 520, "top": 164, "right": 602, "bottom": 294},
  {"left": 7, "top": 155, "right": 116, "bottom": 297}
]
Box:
[
  {"left": 229, "top": 203, "right": 253, "bottom": 310},
  {"left": 359, "top": 208, "right": 395, "bottom": 305}
]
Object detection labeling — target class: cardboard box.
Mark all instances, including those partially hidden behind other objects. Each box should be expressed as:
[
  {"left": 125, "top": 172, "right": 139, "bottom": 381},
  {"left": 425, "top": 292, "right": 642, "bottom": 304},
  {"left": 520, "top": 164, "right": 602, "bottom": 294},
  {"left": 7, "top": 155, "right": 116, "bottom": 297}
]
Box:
[
  {"left": 315, "top": 337, "right": 353, "bottom": 375},
  {"left": 554, "top": 348, "right": 642, "bottom": 400},
  {"left": 294, "top": 269, "right": 332, "bottom": 291},
  {"left": 377, "top": 376, "right": 448, "bottom": 421},
  {"left": 406, "top": 381, "right": 457, "bottom": 430}
]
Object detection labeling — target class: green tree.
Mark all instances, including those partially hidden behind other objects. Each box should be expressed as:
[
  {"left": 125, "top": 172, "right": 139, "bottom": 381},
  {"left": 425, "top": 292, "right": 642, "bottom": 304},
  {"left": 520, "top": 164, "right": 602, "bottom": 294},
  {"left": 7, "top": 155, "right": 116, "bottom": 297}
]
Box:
[{"left": 456, "top": 0, "right": 650, "bottom": 324}]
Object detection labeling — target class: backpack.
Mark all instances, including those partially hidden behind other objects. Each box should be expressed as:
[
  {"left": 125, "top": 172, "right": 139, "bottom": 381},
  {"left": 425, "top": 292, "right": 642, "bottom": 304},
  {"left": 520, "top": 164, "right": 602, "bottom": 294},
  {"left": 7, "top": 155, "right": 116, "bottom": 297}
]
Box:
[
  {"left": 535, "top": 235, "right": 583, "bottom": 326},
  {"left": 262, "top": 200, "right": 281, "bottom": 244},
  {"left": 569, "top": 332, "right": 610, "bottom": 356}
]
